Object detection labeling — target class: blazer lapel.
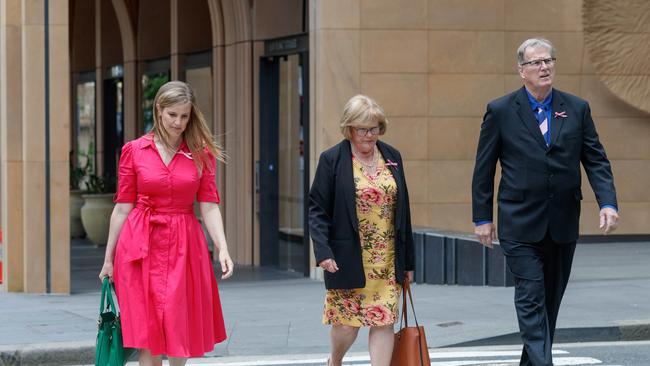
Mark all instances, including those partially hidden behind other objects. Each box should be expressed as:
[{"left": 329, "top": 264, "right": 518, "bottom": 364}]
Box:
[
  {"left": 515, "top": 87, "right": 549, "bottom": 151},
  {"left": 377, "top": 141, "right": 403, "bottom": 231},
  {"left": 340, "top": 140, "right": 359, "bottom": 233},
  {"left": 549, "top": 89, "right": 567, "bottom": 148}
]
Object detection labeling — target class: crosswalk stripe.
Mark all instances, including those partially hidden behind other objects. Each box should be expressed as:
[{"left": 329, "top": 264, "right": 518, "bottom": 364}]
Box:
[
  {"left": 551, "top": 358, "right": 604, "bottom": 366},
  {"left": 426, "top": 357, "right": 602, "bottom": 366},
  {"left": 180, "top": 354, "right": 602, "bottom": 366},
  {"left": 428, "top": 350, "right": 569, "bottom": 358},
  {"left": 337, "top": 358, "right": 602, "bottom": 366},
  {"left": 188, "top": 350, "right": 571, "bottom": 365}
]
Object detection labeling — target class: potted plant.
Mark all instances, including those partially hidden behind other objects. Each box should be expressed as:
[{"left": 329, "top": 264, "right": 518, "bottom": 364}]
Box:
[{"left": 80, "top": 173, "right": 115, "bottom": 246}]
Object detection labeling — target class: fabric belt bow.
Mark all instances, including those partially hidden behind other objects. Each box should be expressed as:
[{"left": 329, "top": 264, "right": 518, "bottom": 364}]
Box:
[{"left": 121, "top": 195, "right": 193, "bottom": 262}]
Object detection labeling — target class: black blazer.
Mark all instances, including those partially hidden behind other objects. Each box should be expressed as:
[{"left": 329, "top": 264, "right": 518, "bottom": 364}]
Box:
[
  {"left": 309, "top": 139, "right": 415, "bottom": 289},
  {"left": 472, "top": 87, "right": 617, "bottom": 243}
]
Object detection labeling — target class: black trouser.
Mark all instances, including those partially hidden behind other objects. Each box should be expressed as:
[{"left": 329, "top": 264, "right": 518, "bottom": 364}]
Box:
[{"left": 500, "top": 233, "right": 577, "bottom": 366}]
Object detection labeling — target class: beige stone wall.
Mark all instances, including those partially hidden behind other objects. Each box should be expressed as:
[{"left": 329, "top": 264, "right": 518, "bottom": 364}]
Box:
[
  {"left": 311, "top": 0, "right": 650, "bottom": 235},
  {"left": 253, "top": 0, "right": 303, "bottom": 40}
]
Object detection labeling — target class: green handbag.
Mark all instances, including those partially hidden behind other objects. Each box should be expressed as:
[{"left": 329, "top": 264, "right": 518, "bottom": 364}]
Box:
[{"left": 95, "top": 277, "right": 135, "bottom": 366}]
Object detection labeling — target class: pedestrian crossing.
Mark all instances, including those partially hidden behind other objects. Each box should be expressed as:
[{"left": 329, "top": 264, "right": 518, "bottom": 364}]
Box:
[{"left": 175, "top": 349, "right": 620, "bottom": 366}]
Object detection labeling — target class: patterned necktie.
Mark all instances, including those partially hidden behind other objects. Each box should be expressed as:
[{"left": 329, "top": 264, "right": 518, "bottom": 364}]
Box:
[{"left": 536, "top": 107, "right": 550, "bottom": 146}]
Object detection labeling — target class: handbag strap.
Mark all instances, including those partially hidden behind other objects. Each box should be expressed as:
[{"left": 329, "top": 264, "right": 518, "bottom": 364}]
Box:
[
  {"left": 398, "top": 278, "right": 427, "bottom": 366},
  {"left": 399, "top": 278, "right": 420, "bottom": 329},
  {"left": 399, "top": 279, "right": 407, "bottom": 329},
  {"left": 109, "top": 281, "right": 121, "bottom": 316},
  {"left": 99, "top": 277, "right": 110, "bottom": 313},
  {"left": 99, "top": 277, "right": 121, "bottom": 317}
]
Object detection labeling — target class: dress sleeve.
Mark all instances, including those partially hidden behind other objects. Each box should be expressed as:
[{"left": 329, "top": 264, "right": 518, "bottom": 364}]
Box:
[
  {"left": 114, "top": 142, "right": 137, "bottom": 203},
  {"left": 197, "top": 151, "right": 220, "bottom": 203}
]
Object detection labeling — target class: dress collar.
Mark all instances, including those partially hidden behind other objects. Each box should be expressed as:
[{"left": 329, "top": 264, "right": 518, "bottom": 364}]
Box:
[{"left": 139, "top": 133, "right": 188, "bottom": 152}]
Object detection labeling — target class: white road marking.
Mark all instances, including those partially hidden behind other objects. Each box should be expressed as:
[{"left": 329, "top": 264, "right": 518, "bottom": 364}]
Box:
[
  {"left": 174, "top": 351, "right": 601, "bottom": 366},
  {"left": 179, "top": 350, "right": 568, "bottom": 365},
  {"left": 347, "top": 358, "right": 602, "bottom": 366},
  {"left": 428, "top": 349, "right": 569, "bottom": 359},
  {"left": 115, "top": 341, "right": 650, "bottom": 366}
]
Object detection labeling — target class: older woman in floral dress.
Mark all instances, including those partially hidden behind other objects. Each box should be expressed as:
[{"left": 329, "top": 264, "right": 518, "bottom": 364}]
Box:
[{"left": 309, "top": 95, "right": 415, "bottom": 366}]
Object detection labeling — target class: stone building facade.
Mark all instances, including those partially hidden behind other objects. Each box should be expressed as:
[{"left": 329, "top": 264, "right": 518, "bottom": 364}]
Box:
[{"left": 1, "top": 0, "right": 648, "bottom": 292}]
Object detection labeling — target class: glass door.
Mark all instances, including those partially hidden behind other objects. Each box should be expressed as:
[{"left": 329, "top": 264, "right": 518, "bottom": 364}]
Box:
[
  {"left": 259, "top": 44, "right": 309, "bottom": 275},
  {"left": 277, "top": 53, "right": 306, "bottom": 273}
]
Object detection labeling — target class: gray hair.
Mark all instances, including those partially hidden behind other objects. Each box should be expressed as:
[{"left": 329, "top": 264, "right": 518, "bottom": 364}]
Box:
[{"left": 516, "top": 38, "right": 556, "bottom": 65}]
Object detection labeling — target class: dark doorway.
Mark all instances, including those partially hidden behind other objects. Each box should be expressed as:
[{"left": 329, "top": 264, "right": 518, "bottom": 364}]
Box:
[
  {"left": 258, "top": 35, "right": 309, "bottom": 276},
  {"left": 103, "top": 75, "right": 124, "bottom": 191}
]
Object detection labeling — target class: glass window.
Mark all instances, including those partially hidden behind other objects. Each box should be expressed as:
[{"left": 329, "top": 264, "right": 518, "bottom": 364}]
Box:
[
  {"left": 185, "top": 67, "right": 213, "bottom": 131},
  {"left": 141, "top": 73, "right": 169, "bottom": 133},
  {"left": 76, "top": 79, "right": 96, "bottom": 188}
]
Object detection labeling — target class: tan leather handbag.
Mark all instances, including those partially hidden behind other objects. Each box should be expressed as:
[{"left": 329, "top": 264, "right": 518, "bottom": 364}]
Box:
[{"left": 390, "top": 278, "right": 430, "bottom": 366}]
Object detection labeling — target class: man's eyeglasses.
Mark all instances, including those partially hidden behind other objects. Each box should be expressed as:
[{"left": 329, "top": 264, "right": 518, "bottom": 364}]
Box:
[
  {"left": 353, "top": 126, "right": 381, "bottom": 136},
  {"left": 520, "top": 57, "right": 556, "bottom": 68}
]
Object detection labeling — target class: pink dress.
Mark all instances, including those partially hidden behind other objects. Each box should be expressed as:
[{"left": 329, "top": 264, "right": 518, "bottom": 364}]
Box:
[{"left": 113, "top": 135, "right": 227, "bottom": 357}]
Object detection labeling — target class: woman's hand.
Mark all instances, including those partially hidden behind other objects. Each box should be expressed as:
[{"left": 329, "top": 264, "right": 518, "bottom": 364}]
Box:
[
  {"left": 219, "top": 248, "right": 234, "bottom": 280},
  {"left": 99, "top": 261, "right": 114, "bottom": 282},
  {"left": 319, "top": 258, "right": 339, "bottom": 273},
  {"left": 99, "top": 203, "right": 134, "bottom": 284}
]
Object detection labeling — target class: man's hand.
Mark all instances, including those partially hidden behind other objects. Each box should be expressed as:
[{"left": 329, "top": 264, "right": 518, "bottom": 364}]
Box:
[
  {"left": 405, "top": 271, "right": 414, "bottom": 283},
  {"left": 319, "top": 258, "right": 339, "bottom": 273},
  {"left": 474, "top": 222, "right": 496, "bottom": 248},
  {"left": 599, "top": 207, "right": 619, "bottom": 234}
]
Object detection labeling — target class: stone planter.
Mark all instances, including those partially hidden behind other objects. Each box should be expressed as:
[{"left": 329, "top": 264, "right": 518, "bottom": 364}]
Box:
[
  {"left": 70, "top": 190, "right": 86, "bottom": 238},
  {"left": 80, "top": 193, "right": 114, "bottom": 246}
]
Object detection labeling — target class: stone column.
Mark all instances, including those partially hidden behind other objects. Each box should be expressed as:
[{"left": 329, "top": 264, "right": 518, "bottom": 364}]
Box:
[
  {"left": 0, "top": 0, "right": 70, "bottom": 293},
  {"left": 123, "top": 61, "right": 138, "bottom": 141},
  {"left": 21, "top": 0, "right": 47, "bottom": 293},
  {"left": 220, "top": 0, "right": 254, "bottom": 265},
  {"left": 1, "top": 0, "right": 25, "bottom": 292},
  {"left": 111, "top": 0, "right": 138, "bottom": 142},
  {"left": 49, "top": 0, "right": 71, "bottom": 293}
]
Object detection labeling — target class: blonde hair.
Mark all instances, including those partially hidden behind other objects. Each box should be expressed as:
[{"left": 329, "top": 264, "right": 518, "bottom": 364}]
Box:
[
  {"left": 152, "top": 81, "right": 224, "bottom": 172},
  {"left": 339, "top": 95, "right": 388, "bottom": 139}
]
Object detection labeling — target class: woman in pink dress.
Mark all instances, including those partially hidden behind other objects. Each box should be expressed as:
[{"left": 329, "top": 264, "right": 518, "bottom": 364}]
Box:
[{"left": 99, "top": 81, "right": 233, "bottom": 366}]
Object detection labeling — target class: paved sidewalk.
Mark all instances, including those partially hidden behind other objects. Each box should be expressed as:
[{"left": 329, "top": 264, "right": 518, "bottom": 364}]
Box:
[{"left": 0, "top": 241, "right": 649, "bottom": 365}]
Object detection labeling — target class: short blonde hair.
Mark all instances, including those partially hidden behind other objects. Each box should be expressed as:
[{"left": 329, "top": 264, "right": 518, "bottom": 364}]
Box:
[{"left": 339, "top": 95, "right": 388, "bottom": 139}]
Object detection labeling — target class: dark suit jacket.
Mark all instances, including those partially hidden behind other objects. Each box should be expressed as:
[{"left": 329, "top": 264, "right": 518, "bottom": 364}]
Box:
[
  {"left": 472, "top": 87, "right": 617, "bottom": 243},
  {"left": 309, "top": 139, "right": 415, "bottom": 289}
]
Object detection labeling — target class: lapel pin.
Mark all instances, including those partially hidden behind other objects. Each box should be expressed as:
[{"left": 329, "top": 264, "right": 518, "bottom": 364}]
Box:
[
  {"left": 554, "top": 111, "right": 567, "bottom": 119},
  {"left": 385, "top": 160, "right": 398, "bottom": 168},
  {"left": 176, "top": 151, "right": 193, "bottom": 160}
]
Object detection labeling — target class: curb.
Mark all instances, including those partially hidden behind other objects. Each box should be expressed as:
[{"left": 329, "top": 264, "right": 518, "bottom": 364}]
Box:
[
  {"left": 447, "top": 323, "right": 650, "bottom": 347},
  {"left": 0, "top": 341, "right": 95, "bottom": 366}
]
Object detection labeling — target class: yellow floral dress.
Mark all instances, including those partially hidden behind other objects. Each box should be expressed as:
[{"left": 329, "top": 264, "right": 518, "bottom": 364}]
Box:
[{"left": 323, "top": 154, "right": 400, "bottom": 327}]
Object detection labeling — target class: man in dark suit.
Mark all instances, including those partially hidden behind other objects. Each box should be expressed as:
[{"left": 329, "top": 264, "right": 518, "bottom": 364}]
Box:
[{"left": 471, "top": 38, "right": 619, "bottom": 366}]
